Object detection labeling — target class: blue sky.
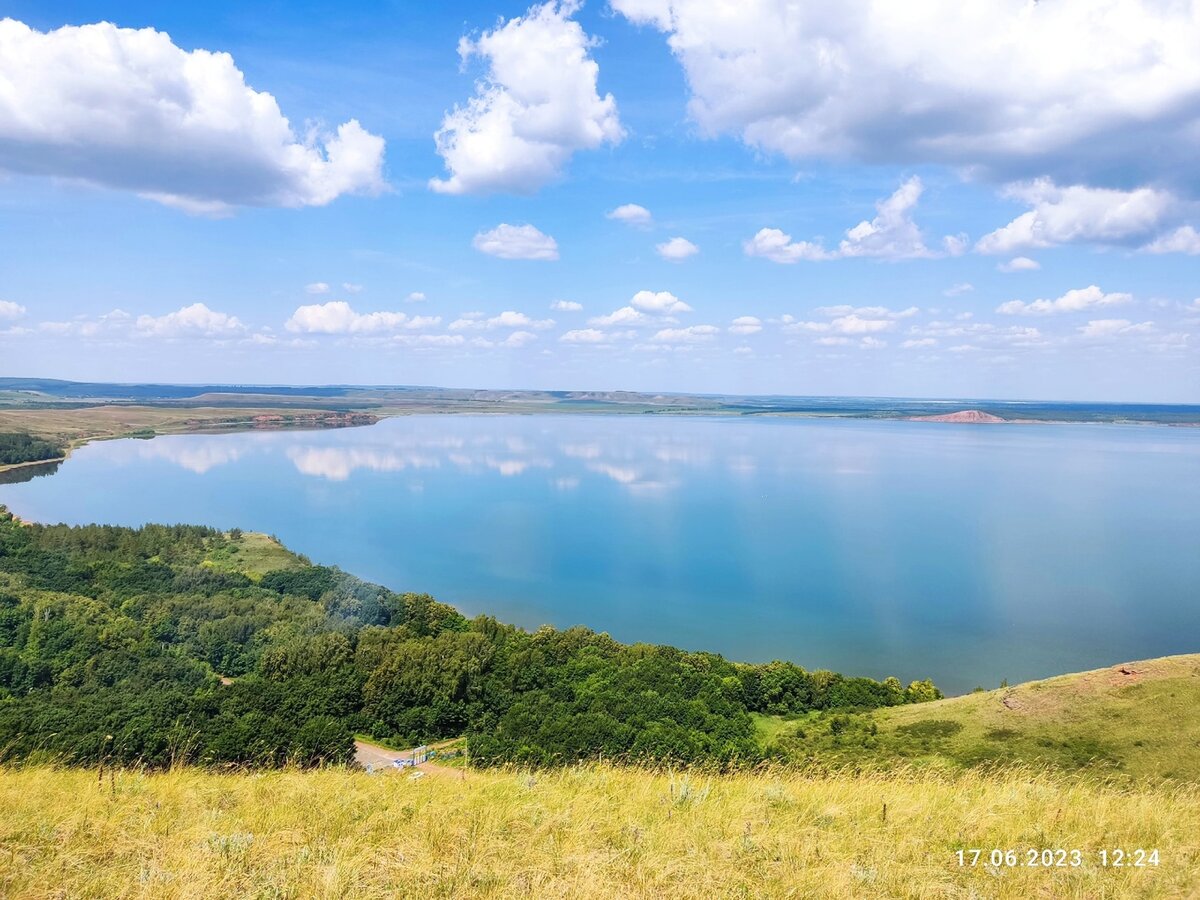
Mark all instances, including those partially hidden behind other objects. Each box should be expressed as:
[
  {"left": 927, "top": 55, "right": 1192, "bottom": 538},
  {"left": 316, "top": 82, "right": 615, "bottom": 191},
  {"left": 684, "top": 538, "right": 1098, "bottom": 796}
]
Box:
[{"left": 0, "top": 1, "right": 1197, "bottom": 400}]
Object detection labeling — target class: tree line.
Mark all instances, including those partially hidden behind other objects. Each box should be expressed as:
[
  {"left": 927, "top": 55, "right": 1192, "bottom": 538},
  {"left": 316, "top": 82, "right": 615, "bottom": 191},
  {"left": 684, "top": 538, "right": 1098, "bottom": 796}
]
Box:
[
  {"left": 0, "top": 509, "right": 939, "bottom": 769},
  {"left": 0, "top": 433, "right": 64, "bottom": 467}
]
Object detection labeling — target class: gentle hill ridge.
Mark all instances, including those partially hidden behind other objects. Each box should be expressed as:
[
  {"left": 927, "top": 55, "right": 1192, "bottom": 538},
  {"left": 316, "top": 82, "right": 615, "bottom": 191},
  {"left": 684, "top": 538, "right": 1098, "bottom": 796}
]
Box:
[{"left": 758, "top": 653, "right": 1200, "bottom": 781}]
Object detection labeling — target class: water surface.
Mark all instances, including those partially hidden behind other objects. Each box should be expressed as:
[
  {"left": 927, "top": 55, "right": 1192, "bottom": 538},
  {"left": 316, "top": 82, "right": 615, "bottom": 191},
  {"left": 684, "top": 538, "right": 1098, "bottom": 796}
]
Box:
[{"left": 2, "top": 414, "right": 1197, "bottom": 694}]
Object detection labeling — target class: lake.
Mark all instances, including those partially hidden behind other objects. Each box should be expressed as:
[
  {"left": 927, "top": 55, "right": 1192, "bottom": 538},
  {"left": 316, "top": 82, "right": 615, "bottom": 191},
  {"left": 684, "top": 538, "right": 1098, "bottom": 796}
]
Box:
[{"left": 2, "top": 414, "right": 1197, "bottom": 694}]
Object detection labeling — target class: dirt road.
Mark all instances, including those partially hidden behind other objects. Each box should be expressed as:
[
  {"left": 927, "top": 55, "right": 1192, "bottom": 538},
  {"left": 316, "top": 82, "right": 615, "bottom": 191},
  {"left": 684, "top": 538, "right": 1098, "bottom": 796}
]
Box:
[{"left": 353, "top": 739, "right": 468, "bottom": 780}]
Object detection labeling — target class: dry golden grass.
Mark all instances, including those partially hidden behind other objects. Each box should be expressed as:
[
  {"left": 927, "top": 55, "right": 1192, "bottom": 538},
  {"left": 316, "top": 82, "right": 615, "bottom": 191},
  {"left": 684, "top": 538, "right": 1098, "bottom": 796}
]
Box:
[
  {"left": 0, "top": 406, "right": 346, "bottom": 449},
  {"left": 2, "top": 763, "right": 1197, "bottom": 898}
]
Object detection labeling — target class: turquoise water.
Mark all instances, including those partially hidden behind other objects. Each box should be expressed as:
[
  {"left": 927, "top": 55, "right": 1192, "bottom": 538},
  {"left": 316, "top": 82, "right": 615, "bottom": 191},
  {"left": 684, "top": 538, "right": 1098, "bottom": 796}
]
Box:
[{"left": 2, "top": 414, "right": 1197, "bottom": 694}]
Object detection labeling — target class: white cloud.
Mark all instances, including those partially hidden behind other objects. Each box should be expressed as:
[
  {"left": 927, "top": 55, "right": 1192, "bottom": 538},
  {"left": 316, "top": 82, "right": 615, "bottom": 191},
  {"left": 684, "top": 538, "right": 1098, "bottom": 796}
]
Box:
[
  {"left": 551, "top": 299, "right": 583, "bottom": 311},
  {"left": 560, "top": 328, "right": 611, "bottom": 343},
  {"left": 607, "top": 203, "right": 652, "bottom": 227},
  {"left": 630, "top": 290, "right": 691, "bottom": 314},
  {"left": 860, "top": 336, "right": 887, "bottom": 349},
  {"left": 902, "top": 338, "right": 937, "bottom": 348},
  {"left": 284, "top": 301, "right": 440, "bottom": 334},
  {"left": 305, "top": 282, "right": 331, "bottom": 295},
  {"left": 472, "top": 223, "right": 559, "bottom": 260},
  {"left": 429, "top": 1, "right": 623, "bottom": 195},
  {"left": 0, "top": 300, "right": 26, "bottom": 320},
  {"left": 135, "top": 303, "right": 244, "bottom": 338},
  {"left": 825, "top": 315, "right": 893, "bottom": 335},
  {"left": 728, "top": 316, "right": 762, "bottom": 335},
  {"left": 1142, "top": 226, "right": 1200, "bottom": 255},
  {"left": 650, "top": 325, "right": 719, "bottom": 343},
  {"left": 449, "top": 310, "right": 554, "bottom": 331},
  {"left": 743, "top": 227, "right": 830, "bottom": 263},
  {"left": 996, "top": 285, "right": 1132, "bottom": 316},
  {"left": 406, "top": 292, "right": 427, "bottom": 303},
  {"left": 835, "top": 178, "right": 940, "bottom": 259},
  {"left": 38, "top": 309, "right": 132, "bottom": 338},
  {"left": 656, "top": 236, "right": 699, "bottom": 261},
  {"left": 0, "top": 19, "right": 385, "bottom": 212},
  {"left": 588, "top": 306, "right": 646, "bottom": 327},
  {"left": 1078, "top": 318, "right": 1155, "bottom": 339},
  {"left": 413, "top": 334, "right": 464, "bottom": 347},
  {"left": 611, "top": 1, "right": 1200, "bottom": 194},
  {"left": 745, "top": 178, "right": 952, "bottom": 262},
  {"left": 785, "top": 313, "right": 896, "bottom": 335},
  {"left": 812, "top": 305, "right": 918, "bottom": 319},
  {"left": 486, "top": 310, "right": 555, "bottom": 330},
  {"left": 943, "top": 283, "right": 973, "bottom": 297},
  {"left": 502, "top": 330, "right": 538, "bottom": 347},
  {"left": 998, "top": 256, "right": 1041, "bottom": 273},
  {"left": 975, "top": 181, "right": 1175, "bottom": 253},
  {"left": 342, "top": 283, "right": 364, "bottom": 294}
]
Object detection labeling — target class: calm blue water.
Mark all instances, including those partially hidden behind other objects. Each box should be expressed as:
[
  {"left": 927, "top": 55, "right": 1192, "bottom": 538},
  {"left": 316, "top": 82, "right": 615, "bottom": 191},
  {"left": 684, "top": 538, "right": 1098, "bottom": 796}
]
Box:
[{"left": 2, "top": 415, "right": 1197, "bottom": 694}]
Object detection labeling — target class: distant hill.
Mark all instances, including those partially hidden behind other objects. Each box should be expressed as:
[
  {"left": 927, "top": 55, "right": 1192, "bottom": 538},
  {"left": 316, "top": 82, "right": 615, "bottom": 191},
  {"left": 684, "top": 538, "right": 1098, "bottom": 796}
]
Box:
[
  {"left": 2, "top": 377, "right": 1198, "bottom": 424},
  {"left": 909, "top": 409, "right": 1007, "bottom": 423}
]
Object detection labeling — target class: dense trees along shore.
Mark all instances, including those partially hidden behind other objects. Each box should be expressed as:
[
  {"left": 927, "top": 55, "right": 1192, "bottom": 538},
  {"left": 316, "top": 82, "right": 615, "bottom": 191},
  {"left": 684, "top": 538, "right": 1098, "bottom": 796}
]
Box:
[{"left": 0, "top": 509, "right": 938, "bottom": 768}]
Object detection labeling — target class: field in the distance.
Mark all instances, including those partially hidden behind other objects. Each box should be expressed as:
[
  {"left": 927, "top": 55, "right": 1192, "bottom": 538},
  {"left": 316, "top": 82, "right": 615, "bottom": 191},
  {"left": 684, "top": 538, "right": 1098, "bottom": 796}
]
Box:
[{"left": 1, "top": 761, "right": 1196, "bottom": 899}]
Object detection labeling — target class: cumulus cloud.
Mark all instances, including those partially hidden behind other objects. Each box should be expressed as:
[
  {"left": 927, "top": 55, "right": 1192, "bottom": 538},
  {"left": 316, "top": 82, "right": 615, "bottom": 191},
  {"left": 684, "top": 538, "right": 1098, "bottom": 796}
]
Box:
[
  {"left": 135, "top": 303, "right": 244, "bottom": 338},
  {"left": 784, "top": 308, "right": 905, "bottom": 336},
  {"left": 902, "top": 338, "right": 937, "bottom": 348},
  {"left": 486, "top": 310, "right": 555, "bottom": 330},
  {"left": 305, "top": 282, "right": 331, "bottom": 295},
  {"left": 728, "top": 316, "right": 762, "bottom": 335},
  {"left": 611, "top": 1, "right": 1200, "bottom": 194},
  {"left": 1142, "top": 226, "right": 1200, "bottom": 255},
  {"left": 943, "top": 283, "right": 974, "bottom": 297},
  {"left": 0, "top": 19, "right": 385, "bottom": 212},
  {"left": 656, "top": 237, "right": 699, "bottom": 261},
  {"left": 0, "top": 300, "right": 26, "bottom": 320},
  {"left": 342, "top": 283, "right": 364, "bottom": 294},
  {"left": 429, "top": 1, "right": 623, "bottom": 195},
  {"left": 285, "top": 301, "right": 440, "bottom": 334},
  {"left": 560, "top": 327, "right": 611, "bottom": 343},
  {"left": 450, "top": 310, "right": 554, "bottom": 331},
  {"left": 472, "top": 223, "right": 559, "bottom": 260},
  {"left": 812, "top": 304, "right": 918, "bottom": 319},
  {"left": 606, "top": 203, "right": 652, "bottom": 227},
  {"left": 1078, "top": 318, "right": 1155, "bottom": 338},
  {"left": 975, "top": 181, "right": 1176, "bottom": 253},
  {"left": 630, "top": 290, "right": 691, "bottom": 314},
  {"left": 588, "top": 306, "right": 646, "bottom": 327},
  {"left": 551, "top": 299, "right": 583, "bottom": 311},
  {"left": 745, "top": 178, "right": 955, "bottom": 262},
  {"left": 996, "top": 285, "right": 1132, "bottom": 316},
  {"left": 406, "top": 292, "right": 427, "bottom": 303},
  {"left": 743, "top": 228, "right": 830, "bottom": 263},
  {"left": 502, "top": 330, "right": 538, "bottom": 347},
  {"left": 650, "top": 325, "right": 719, "bottom": 343},
  {"left": 998, "top": 256, "right": 1041, "bottom": 273}
]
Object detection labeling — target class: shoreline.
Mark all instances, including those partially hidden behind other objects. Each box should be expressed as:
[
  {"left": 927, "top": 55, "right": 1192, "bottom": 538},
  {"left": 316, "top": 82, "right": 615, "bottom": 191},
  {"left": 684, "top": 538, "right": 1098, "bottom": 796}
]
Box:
[{"left": 1, "top": 401, "right": 1197, "bottom": 476}]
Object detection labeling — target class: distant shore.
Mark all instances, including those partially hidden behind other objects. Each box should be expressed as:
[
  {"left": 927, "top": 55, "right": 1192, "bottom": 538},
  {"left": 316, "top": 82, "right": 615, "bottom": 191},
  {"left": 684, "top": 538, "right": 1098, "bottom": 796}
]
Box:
[{"left": 1, "top": 381, "right": 1197, "bottom": 477}]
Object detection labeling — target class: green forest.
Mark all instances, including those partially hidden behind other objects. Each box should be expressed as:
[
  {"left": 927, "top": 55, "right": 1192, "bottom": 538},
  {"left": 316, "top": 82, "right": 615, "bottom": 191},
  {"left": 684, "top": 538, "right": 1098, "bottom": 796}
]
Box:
[
  {"left": 0, "top": 508, "right": 939, "bottom": 768},
  {"left": 0, "top": 433, "right": 64, "bottom": 466}
]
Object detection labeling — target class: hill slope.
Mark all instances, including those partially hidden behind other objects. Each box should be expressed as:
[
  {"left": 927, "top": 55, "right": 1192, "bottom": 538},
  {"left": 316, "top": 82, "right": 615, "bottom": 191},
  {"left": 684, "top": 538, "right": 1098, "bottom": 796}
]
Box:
[
  {"left": 1, "top": 762, "right": 1195, "bottom": 899},
  {"left": 758, "top": 654, "right": 1200, "bottom": 781}
]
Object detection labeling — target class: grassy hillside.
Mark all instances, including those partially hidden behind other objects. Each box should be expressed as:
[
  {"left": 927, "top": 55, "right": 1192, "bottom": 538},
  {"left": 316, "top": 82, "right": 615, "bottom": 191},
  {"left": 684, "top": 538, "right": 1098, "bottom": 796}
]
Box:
[
  {"left": 1, "top": 762, "right": 1195, "bottom": 899},
  {"left": 758, "top": 654, "right": 1200, "bottom": 781}
]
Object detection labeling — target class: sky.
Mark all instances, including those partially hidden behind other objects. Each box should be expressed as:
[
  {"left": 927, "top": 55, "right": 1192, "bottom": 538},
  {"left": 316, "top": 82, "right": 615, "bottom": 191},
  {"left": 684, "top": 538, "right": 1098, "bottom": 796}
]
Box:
[{"left": 0, "top": 0, "right": 1198, "bottom": 401}]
